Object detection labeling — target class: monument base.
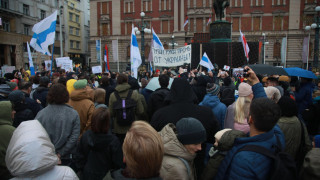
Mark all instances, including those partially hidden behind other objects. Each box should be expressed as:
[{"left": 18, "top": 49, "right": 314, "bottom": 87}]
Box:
[{"left": 210, "top": 20, "right": 232, "bottom": 43}]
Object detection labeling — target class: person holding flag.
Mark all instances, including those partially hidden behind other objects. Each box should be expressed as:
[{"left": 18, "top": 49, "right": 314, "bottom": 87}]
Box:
[
  {"left": 240, "top": 30, "right": 250, "bottom": 62},
  {"left": 200, "top": 52, "right": 214, "bottom": 72},
  {"left": 130, "top": 25, "right": 142, "bottom": 79}
]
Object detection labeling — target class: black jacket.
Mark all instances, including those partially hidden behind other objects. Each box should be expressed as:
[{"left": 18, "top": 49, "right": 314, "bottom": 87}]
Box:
[
  {"left": 219, "top": 85, "right": 235, "bottom": 107},
  {"left": 75, "top": 130, "right": 124, "bottom": 180},
  {"left": 32, "top": 86, "right": 49, "bottom": 107},
  {"left": 13, "top": 103, "right": 34, "bottom": 128},
  {"left": 23, "top": 92, "right": 43, "bottom": 117},
  {"left": 191, "top": 76, "right": 208, "bottom": 103},
  {"left": 147, "top": 87, "right": 170, "bottom": 119}
]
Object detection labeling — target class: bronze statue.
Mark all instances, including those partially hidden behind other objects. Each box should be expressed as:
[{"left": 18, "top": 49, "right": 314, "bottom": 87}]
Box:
[{"left": 213, "top": 0, "right": 230, "bottom": 21}]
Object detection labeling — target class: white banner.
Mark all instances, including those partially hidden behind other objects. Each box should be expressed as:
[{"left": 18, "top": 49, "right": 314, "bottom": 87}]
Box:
[
  {"left": 92, "top": 66, "right": 102, "bottom": 74},
  {"left": 152, "top": 45, "right": 191, "bottom": 67},
  {"left": 56, "top": 57, "right": 73, "bottom": 72},
  {"left": 1, "top": 66, "right": 15, "bottom": 77}
]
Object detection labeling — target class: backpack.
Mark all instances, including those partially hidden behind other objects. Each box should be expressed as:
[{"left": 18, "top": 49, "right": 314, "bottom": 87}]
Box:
[
  {"left": 237, "top": 144, "right": 298, "bottom": 180},
  {"left": 113, "top": 90, "right": 137, "bottom": 126}
]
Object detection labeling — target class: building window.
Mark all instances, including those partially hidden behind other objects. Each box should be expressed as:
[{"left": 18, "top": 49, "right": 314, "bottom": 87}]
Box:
[
  {"left": 23, "top": 4, "right": 30, "bottom": 15},
  {"left": 70, "top": 3, "right": 74, "bottom": 8},
  {"left": 251, "top": 0, "right": 263, "bottom": 6},
  {"left": 124, "top": 1, "right": 134, "bottom": 13},
  {"left": 102, "top": 23, "right": 109, "bottom": 36},
  {"left": 160, "top": 0, "right": 169, "bottom": 11},
  {"left": 69, "top": 26, "right": 73, "bottom": 34},
  {"left": 303, "top": 14, "right": 314, "bottom": 27},
  {"left": 126, "top": 22, "right": 132, "bottom": 35},
  {"left": 40, "top": 10, "right": 46, "bottom": 20},
  {"left": 70, "top": 40, "right": 74, "bottom": 48},
  {"left": 232, "top": 0, "right": 242, "bottom": 7},
  {"left": 196, "top": 18, "right": 203, "bottom": 32},
  {"left": 273, "top": 41, "right": 281, "bottom": 59},
  {"left": 232, "top": 17, "right": 240, "bottom": 31},
  {"left": 0, "top": 0, "right": 9, "bottom": 9},
  {"left": 75, "top": 15, "right": 79, "bottom": 23},
  {"left": 24, "top": 24, "right": 30, "bottom": 35},
  {"left": 69, "top": 12, "right": 73, "bottom": 21},
  {"left": 76, "top": 41, "right": 80, "bottom": 49},
  {"left": 3, "top": 20, "right": 10, "bottom": 32},
  {"left": 142, "top": 0, "right": 152, "bottom": 12},
  {"left": 190, "top": 18, "right": 194, "bottom": 32},
  {"left": 196, "top": 0, "right": 203, "bottom": 8},
  {"left": 253, "top": 16, "right": 261, "bottom": 31},
  {"left": 273, "top": 0, "right": 285, "bottom": 5},
  {"left": 306, "top": 0, "right": 314, "bottom": 4},
  {"left": 273, "top": 16, "right": 283, "bottom": 30},
  {"left": 75, "top": 28, "right": 79, "bottom": 36},
  {"left": 102, "top": 2, "right": 109, "bottom": 14},
  {"left": 41, "top": 0, "right": 45, "bottom": 3},
  {"left": 161, "top": 20, "right": 169, "bottom": 33}
]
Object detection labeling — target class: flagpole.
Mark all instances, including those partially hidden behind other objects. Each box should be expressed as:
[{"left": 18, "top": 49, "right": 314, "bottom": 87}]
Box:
[
  {"left": 284, "top": 33, "right": 287, "bottom": 68},
  {"left": 100, "top": 38, "right": 102, "bottom": 68},
  {"left": 117, "top": 37, "right": 119, "bottom": 73},
  {"left": 199, "top": 44, "right": 202, "bottom": 72},
  {"left": 50, "top": 43, "right": 55, "bottom": 78}
]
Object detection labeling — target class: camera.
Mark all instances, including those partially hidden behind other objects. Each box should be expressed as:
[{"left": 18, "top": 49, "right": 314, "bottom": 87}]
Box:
[{"left": 243, "top": 68, "right": 249, "bottom": 77}]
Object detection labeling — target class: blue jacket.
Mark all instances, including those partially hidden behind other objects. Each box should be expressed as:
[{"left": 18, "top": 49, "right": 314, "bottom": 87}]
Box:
[
  {"left": 252, "top": 83, "right": 267, "bottom": 99},
  {"left": 294, "top": 82, "right": 314, "bottom": 115},
  {"left": 199, "top": 94, "right": 227, "bottom": 130},
  {"left": 215, "top": 125, "right": 285, "bottom": 180}
]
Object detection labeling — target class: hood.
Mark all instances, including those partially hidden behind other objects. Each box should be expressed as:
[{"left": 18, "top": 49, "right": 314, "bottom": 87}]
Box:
[
  {"left": 87, "top": 131, "right": 117, "bottom": 150},
  {"left": 217, "top": 130, "right": 246, "bottom": 151},
  {"left": 194, "top": 75, "right": 208, "bottom": 87},
  {"left": 115, "top": 83, "right": 131, "bottom": 93},
  {"left": 164, "top": 78, "right": 198, "bottom": 104},
  {"left": 5, "top": 120, "right": 59, "bottom": 177},
  {"left": 0, "top": 101, "right": 13, "bottom": 125},
  {"left": 159, "top": 124, "right": 195, "bottom": 161},
  {"left": 200, "top": 94, "right": 221, "bottom": 107},
  {"left": 70, "top": 89, "right": 92, "bottom": 101}
]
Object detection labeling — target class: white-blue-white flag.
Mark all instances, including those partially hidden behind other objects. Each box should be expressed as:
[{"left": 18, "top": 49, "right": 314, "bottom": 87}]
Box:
[
  {"left": 30, "top": 10, "right": 57, "bottom": 56},
  {"left": 281, "top": 37, "right": 287, "bottom": 65},
  {"left": 27, "top": 42, "right": 35, "bottom": 76},
  {"left": 130, "top": 24, "right": 142, "bottom": 79},
  {"left": 152, "top": 28, "right": 164, "bottom": 50},
  {"left": 199, "top": 52, "right": 214, "bottom": 71},
  {"left": 96, "top": 39, "right": 101, "bottom": 63}
]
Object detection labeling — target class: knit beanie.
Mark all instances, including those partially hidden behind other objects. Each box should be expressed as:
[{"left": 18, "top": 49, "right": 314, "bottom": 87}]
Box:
[
  {"left": 73, "top": 79, "right": 87, "bottom": 89},
  {"left": 176, "top": 117, "right": 206, "bottom": 145},
  {"left": 8, "top": 90, "right": 25, "bottom": 103},
  {"left": 238, "top": 83, "right": 253, "bottom": 97},
  {"left": 67, "top": 79, "right": 77, "bottom": 94},
  {"left": 315, "top": 135, "right": 320, "bottom": 148},
  {"left": 278, "top": 76, "right": 290, "bottom": 82},
  {"left": 214, "top": 128, "right": 232, "bottom": 142},
  {"left": 206, "top": 83, "right": 220, "bottom": 96},
  {"left": 6, "top": 82, "right": 18, "bottom": 91}
]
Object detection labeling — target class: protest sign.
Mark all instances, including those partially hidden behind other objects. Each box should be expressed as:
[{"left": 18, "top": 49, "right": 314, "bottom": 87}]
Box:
[
  {"left": 92, "top": 66, "right": 102, "bottom": 74},
  {"left": 152, "top": 45, "right": 191, "bottom": 67},
  {"left": 56, "top": 57, "right": 73, "bottom": 72},
  {"left": 233, "top": 68, "right": 244, "bottom": 77},
  {"left": 45, "top": 60, "right": 52, "bottom": 71},
  {"left": 1, "top": 66, "right": 15, "bottom": 77},
  {"left": 223, "top": 65, "right": 230, "bottom": 71}
]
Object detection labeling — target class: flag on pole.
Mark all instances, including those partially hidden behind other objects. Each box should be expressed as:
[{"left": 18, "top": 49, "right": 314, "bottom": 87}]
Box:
[
  {"left": 104, "top": 44, "right": 110, "bottom": 72},
  {"left": 207, "top": 15, "right": 212, "bottom": 26},
  {"left": 199, "top": 52, "right": 214, "bottom": 71},
  {"left": 281, "top": 37, "right": 287, "bottom": 65},
  {"left": 150, "top": 61, "right": 153, "bottom": 76},
  {"left": 184, "top": 16, "right": 189, "bottom": 27},
  {"left": 96, "top": 40, "right": 101, "bottom": 63},
  {"left": 152, "top": 28, "right": 164, "bottom": 50},
  {"left": 27, "top": 42, "right": 35, "bottom": 76},
  {"left": 302, "top": 36, "right": 309, "bottom": 63},
  {"left": 240, "top": 30, "right": 250, "bottom": 62},
  {"left": 30, "top": 10, "right": 57, "bottom": 56},
  {"left": 130, "top": 24, "right": 142, "bottom": 79}
]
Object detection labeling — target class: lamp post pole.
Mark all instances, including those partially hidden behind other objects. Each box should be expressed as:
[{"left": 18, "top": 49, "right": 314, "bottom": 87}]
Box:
[
  {"left": 262, "top": 33, "right": 265, "bottom": 64},
  {"left": 312, "top": 6, "right": 320, "bottom": 69},
  {"left": 169, "top": 35, "right": 178, "bottom": 49},
  {"left": 140, "top": 13, "right": 145, "bottom": 66}
]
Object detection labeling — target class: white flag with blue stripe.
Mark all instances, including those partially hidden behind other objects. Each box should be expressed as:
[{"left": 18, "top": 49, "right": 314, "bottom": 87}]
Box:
[
  {"left": 130, "top": 24, "right": 142, "bottom": 78},
  {"left": 27, "top": 42, "right": 35, "bottom": 76},
  {"left": 152, "top": 28, "right": 164, "bottom": 50},
  {"left": 200, "top": 52, "right": 214, "bottom": 71},
  {"left": 30, "top": 10, "right": 57, "bottom": 56}
]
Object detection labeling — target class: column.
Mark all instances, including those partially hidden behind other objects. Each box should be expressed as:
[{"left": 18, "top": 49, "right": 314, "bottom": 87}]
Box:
[
  {"left": 174, "top": 0, "right": 178, "bottom": 32},
  {"left": 180, "top": 0, "right": 185, "bottom": 31}
]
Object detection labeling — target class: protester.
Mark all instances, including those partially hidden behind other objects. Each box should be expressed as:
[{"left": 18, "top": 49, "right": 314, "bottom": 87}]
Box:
[
  {"left": 300, "top": 135, "right": 320, "bottom": 180},
  {"left": 199, "top": 83, "right": 226, "bottom": 130},
  {"left": 0, "top": 81, "right": 11, "bottom": 101},
  {"left": 30, "top": 75, "right": 40, "bottom": 98},
  {"left": 104, "top": 121, "right": 163, "bottom": 180},
  {"left": 8, "top": 90, "right": 34, "bottom": 127},
  {"left": 18, "top": 81, "right": 43, "bottom": 117},
  {"left": 36, "top": 84, "right": 80, "bottom": 166},
  {"left": 32, "top": 76, "right": 50, "bottom": 107},
  {"left": 94, "top": 88, "right": 108, "bottom": 109},
  {"left": 160, "top": 117, "right": 206, "bottom": 180},
  {"left": 191, "top": 75, "right": 208, "bottom": 103},
  {"left": 75, "top": 108, "right": 124, "bottom": 180},
  {"left": 266, "top": 77, "right": 284, "bottom": 96},
  {"left": 98, "top": 76, "right": 115, "bottom": 106},
  {"left": 5, "top": 120, "right": 78, "bottom": 179},
  {"left": 264, "top": 86, "right": 281, "bottom": 103},
  {"left": 220, "top": 76, "right": 236, "bottom": 107},
  {"left": 68, "top": 79, "right": 94, "bottom": 135},
  {"left": 128, "top": 77, "right": 148, "bottom": 121},
  {"left": 294, "top": 78, "right": 314, "bottom": 116},
  {"left": 0, "top": 101, "right": 15, "bottom": 179}
]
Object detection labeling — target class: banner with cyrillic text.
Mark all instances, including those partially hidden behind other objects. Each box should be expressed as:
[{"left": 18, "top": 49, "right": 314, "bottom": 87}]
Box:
[{"left": 152, "top": 45, "right": 191, "bottom": 67}]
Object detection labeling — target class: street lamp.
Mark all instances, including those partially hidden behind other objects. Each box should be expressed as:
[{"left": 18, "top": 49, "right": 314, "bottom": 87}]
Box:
[
  {"left": 261, "top": 33, "right": 269, "bottom": 64},
  {"left": 305, "top": 26, "right": 311, "bottom": 70},
  {"left": 169, "top": 35, "right": 178, "bottom": 49},
  {"left": 310, "top": 6, "right": 320, "bottom": 69},
  {"left": 134, "top": 12, "right": 151, "bottom": 68}
]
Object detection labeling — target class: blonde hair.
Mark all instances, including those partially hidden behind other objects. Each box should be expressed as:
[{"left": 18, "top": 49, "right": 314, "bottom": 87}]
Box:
[
  {"left": 94, "top": 88, "right": 106, "bottom": 104},
  {"left": 123, "top": 121, "right": 164, "bottom": 179},
  {"left": 234, "top": 96, "right": 252, "bottom": 124}
]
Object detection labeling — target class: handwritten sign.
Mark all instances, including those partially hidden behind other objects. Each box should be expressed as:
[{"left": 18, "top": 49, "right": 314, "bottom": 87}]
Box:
[
  {"left": 1, "top": 66, "right": 15, "bottom": 77},
  {"left": 92, "top": 66, "right": 102, "bottom": 74},
  {"left": 45, "top": 60, "right": 52, "bottom": 71},
  {"left": 152, "top": 45, "right": 191, "bottom": 67},
  {"left": 56, "top": 57, "right": 73, "bottom": 72}
]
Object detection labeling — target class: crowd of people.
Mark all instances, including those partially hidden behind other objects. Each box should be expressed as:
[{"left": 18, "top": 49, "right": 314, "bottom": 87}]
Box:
[{"left": 0, "top": 65, "right": 320, "bottom": 180}]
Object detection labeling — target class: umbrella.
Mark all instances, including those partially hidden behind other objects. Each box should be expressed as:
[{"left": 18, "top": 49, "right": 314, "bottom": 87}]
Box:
[
  {"left": 244, "top": 64, "right": 288, "bottom": 76},
  {"left": 145, "top": 77, "right": 174, "bottom": 91},
  {"left": 284, "top": 67, "right": 317, "bottom": 79}
]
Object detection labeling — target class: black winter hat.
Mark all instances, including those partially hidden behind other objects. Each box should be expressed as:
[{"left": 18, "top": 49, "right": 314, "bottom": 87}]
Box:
[
  {"left": 176, "top": 117, "right": 206, "bottom": 145},
  {"left": 8, "top": 90, "right": 25, "bottom": 103}
]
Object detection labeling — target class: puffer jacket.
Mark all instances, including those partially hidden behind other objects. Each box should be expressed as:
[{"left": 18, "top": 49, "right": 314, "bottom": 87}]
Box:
[
  {"left": 5, "top": 120, "right": 78, "bottom": 180},
  {"left": 159, "top": 124, "right": 196, "bottom": 180},
  {"left": 0, "top": 101, "right": 15, "bottom": 179},
  {"left": 301, "top": 148, "right": 320, "bottom": 180},
  {"left": 108, "top": 83, "right": 144, "bottom": 134},
  {"left": 68, "top": 88, "right": 95, "bottom": 135},
  {"left": 202, "top": 130, "right": 246, "bottom": 180},
  {"left": 32, "top": 86, "right": 49, "bottom": 107}
]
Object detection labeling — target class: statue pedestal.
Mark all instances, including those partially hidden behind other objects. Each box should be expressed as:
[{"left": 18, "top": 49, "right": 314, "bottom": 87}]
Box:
[{"left": 210, "top": 20, "right": 232, "bottom": 42}]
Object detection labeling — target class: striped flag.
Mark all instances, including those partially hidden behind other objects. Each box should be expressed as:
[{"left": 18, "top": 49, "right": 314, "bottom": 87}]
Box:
[
  {"left": 27, "top": 42, "right": 35, "bottom": 76},
  {"left": 130, "top": 24, "right": 142, "bottom": 79},
  {"left": 104, "top": 44, "right": 110, "bottom": 72},
  {"left": 240, "top": 30, "right": 250, "bottom": 62},
  {"left": 199, "top": 52, "right": 214, "bottom": 71},
  {"left": 207, "top": 15, "right": 212, "bottom": 26},
  {"left": 184, "top": 16, "right": 189, "bottom": 27}
]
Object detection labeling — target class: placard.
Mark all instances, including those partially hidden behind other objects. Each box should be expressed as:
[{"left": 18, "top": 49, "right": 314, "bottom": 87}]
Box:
[
  {"left": 45, "top": 60, "right": 52, "bottom": 71},
  {"left": 56, "top": 57, "right": 73, "bottom": 72},
  {"left": 152, "top": 45, "right": 191, "bottom": 67},
  {"left": 92, "top": 66, "right": 102, "bottom": 74},
  {"left": 1, "top": 66, "right": 15, "bottom": 77}
]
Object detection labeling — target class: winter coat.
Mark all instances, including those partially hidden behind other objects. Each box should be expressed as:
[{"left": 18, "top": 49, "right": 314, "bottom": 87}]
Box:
[
  {"left": 32, "top": 86, "right": 49, "bottom": 107},
  {"left": 137, "top": 92, "right": 149, "bottom": 121},
  {"left": 220, "top": 85, "right": 235, "bottom": 107},
  {"left": 75, "top": 130, "right": 124, "bottom": 180},
  {"left": 12, "top": 103, "right": 34, "bottom": 128},
  {"left": 141, "top": 88, "right": 154, "bottom": 103},
  {"left": 295, "top": 82, "right": 314, "bottom": 115},
  {"left": 68, "top": 88, "right": 95, "bottom": 135},
  {"left": 108, "top": 83, "right": 144, "bottom": 134},
  {"left": 191, "top": 76, "right": 208, "bottom": 103},
  {"left": 0, "top": 101, "right": 15, "bottom": 180},
  {"left": 277, "top": 116, "right": 312, "bottom": 160},
  {"left": 147, "top": 87, "right": 170, "bottom": 119},
  {"left": 301, "top": 148, "right": 320, "bottom": 180},
  {"left": 94, "top": 102, "right": 108, "bottom": 109},
  {"left": 99, "top": 84, "right": 115, "bottom": 106},
  {"left": 202, "top": 130, "right": 246, "bottom": 180},
  {"left": 23, "top": 91, "right": 43, "bottom": 117},
  {"left": 103, "top": 169, "right": 162, "bottom": 180},
  {"left": 199, "top": 94, "right": 227, "bottom": 130},
  {"left": 233, "top": 121, "right": 250, "bottom": 134},
  {"left": 159, "top": 124, "right": 196, "bottom": 180},
  {"left": 5, "top": 120, "right": 78, "bottom": 180},
  {"left": 36, "top": 104, "right": 80, "bottom": 159},
  {"left": 215, "top": 125, "right": 285, "bottom": 180}
]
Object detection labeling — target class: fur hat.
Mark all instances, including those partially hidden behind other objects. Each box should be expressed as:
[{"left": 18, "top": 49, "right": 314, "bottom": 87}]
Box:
[
  {"left": 214, "top": 128, "right": 232, "bottom": 142},
  {"left": 176, "top": 117, "right": 206, "bottom": 145},
  {"left": 73, "top": 79, "right": 87, "bottom": 89},
  {"left": 206, "top": 83, "right": 220, "bottom": 96},
  {"left": 238, "top": 83, "right": 253, "bottom": 97}
]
